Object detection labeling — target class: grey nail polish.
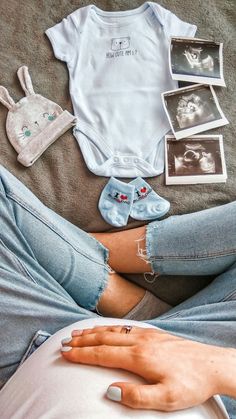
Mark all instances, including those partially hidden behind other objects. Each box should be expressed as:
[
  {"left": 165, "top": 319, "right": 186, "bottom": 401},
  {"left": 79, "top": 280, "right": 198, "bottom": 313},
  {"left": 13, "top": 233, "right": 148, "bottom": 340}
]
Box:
[
  {"left": 61, "top": 346, "right": 72, "bottom": 352},
  {"left": 61, "top": 337, "right": 72, "bottom": 345},
  {"left": 106, "top": 386, "right": 122, "bottom": 402}
]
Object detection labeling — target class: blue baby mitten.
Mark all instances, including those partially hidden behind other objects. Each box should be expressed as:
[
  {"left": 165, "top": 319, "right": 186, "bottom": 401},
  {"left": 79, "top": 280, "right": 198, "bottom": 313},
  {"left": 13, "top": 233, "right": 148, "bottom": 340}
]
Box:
[
  {"left": 129, "top": 177, "right": 170, "bottom": 220},
  {"left": 99, "top": 177, "right": 135, "bottom": 227}
]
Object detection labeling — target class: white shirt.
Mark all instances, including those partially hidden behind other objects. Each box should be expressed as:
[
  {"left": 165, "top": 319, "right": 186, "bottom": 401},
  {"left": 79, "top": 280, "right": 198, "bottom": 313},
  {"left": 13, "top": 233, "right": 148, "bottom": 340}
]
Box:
[
  {"left": 0, "top": 317, "right": 228, "bottom": 419},
  {"left": 46, "top": 2, "right": 197, "bottom": 177}
]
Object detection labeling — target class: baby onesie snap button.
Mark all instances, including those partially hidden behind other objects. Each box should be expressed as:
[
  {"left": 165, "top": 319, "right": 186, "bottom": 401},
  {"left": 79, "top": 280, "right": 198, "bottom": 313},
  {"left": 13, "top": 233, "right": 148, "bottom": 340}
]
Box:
[
  {"left": 134, "top": 158, "right": 139, "bottom": 163},
  {"left": 114, "top": 157, "right": 119, "bottom": 163},
  {"left": 124, "top": 157, "right": 130, "bottom": 163}
]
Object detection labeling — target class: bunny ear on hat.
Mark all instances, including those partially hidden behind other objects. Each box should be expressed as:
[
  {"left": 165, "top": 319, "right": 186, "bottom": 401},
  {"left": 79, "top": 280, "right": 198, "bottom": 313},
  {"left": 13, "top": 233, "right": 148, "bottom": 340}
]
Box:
[
  {"left": 17, "top": 66, "right": 35, "bottom": 96},
  {"left": 0, "top": 86, "right": 15, "bottom": 110}
]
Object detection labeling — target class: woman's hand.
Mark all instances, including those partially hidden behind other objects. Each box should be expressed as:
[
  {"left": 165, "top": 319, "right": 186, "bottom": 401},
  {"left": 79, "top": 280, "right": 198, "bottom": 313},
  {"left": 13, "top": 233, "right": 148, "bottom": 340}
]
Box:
[{"left": 61, "top": 325, "right": 234, "bottom": 412}]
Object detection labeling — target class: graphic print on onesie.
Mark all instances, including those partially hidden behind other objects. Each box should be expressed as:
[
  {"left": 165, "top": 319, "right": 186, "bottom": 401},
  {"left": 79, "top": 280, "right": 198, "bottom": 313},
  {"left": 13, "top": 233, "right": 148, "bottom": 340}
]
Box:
[
  {"left": 106, "top": 36, "right": 138, "bottom": 58},
  {"left": 111, "top": 36, "right": 130, "bottom": 50},
  {"left": 46, "top": 2, "right": 197, "bottom": 177}
]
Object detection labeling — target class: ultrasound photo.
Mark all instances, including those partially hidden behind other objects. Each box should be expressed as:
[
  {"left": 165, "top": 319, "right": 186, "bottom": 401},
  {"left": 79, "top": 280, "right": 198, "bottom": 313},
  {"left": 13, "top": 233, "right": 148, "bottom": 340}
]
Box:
[
  {"left": 165, "top": 135, "right": 227, "bottom": 185},
  {"left": 169, "top": 38, "right": 225, "bottom": 86},
  {"left": 162, "top": 84, "right": 228, "bottom": 139}
]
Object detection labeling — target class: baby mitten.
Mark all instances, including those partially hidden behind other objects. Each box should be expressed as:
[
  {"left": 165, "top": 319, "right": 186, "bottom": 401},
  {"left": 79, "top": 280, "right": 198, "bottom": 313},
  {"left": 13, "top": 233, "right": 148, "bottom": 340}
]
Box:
[
  {"left": 130, "top": 177, "right": 170, "bottom": 220},
  {"left": 99, "top": 177, "right": 135, "bottom": 227}
]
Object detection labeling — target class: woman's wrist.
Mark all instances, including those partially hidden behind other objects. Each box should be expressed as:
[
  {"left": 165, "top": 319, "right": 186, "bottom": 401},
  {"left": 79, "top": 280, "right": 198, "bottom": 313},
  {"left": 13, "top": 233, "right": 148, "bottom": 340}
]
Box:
[{"left": 212, "top": 347, "right": 236, "bottom": 398}]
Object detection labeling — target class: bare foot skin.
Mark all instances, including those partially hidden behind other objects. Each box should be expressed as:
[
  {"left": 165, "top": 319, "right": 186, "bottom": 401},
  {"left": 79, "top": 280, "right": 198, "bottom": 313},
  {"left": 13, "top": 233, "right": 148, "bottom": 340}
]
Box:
[{"left": 90, "top": 226, "right": 152, "bottom": 274}]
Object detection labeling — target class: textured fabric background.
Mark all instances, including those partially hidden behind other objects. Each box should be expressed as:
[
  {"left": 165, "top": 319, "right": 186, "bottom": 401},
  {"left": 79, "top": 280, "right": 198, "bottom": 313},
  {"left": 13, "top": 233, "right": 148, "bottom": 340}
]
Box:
[{"left": 0, "top": 0, "right": 235, "bottom": 304}]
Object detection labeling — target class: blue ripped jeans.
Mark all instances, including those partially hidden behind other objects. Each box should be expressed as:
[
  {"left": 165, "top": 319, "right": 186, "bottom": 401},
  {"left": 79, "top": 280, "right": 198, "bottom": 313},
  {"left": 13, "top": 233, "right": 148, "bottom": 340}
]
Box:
[{"left": 0, "top": 165, "right": 235, "bottom": 417}]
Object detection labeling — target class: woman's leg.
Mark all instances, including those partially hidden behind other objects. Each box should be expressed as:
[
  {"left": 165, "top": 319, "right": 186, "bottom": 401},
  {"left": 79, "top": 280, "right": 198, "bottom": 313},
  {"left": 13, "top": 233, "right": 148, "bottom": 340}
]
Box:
[
  {"left": 137, "top": 204, "right": 236, "bottom": 417},
  {"left": 0, "top": 238, "right": 95, "bottom": 389},
  {"left": 145, "top": 260, "right": 236, "bottom": 417},
  {"left": 0, "top": 165, "right": 145, "bottom": 318},
  {"left": 92, "top": 201, "right": 236, "bottom": 277},
  {"left": 92, "top": 226, "right": 150, "bottom": 273},
  {"left": 0, "top": 164, "right": 150, "bottom": 387}
]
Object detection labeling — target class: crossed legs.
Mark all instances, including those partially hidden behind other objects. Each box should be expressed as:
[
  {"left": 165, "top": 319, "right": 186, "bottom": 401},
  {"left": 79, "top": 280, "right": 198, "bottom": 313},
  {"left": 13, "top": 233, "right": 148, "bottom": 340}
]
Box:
[
  {"left": 93, "top": 227, "right": 155, "bottom": 317},
  {"left": 1, "top": 164, "right": 236, "bottom": 417}
]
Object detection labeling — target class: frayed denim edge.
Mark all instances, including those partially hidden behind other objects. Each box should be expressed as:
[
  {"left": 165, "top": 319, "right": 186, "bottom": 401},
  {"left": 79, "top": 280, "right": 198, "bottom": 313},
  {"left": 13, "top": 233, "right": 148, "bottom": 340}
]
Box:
[
  {"left": 145, "top": 222, "right": 162, "bottom": 276},
  {"left": 92, "top": 245, "right": 111, "bottom": 313}
]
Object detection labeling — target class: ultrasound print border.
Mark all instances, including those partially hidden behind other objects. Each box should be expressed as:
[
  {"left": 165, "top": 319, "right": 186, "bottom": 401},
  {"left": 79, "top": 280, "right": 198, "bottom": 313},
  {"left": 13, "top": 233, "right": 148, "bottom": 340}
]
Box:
[
  {"left": 164, "top": 134, "right": 227, "bottom": 185},
  {"left": 169, "top": 37, "right": 225, "bottom": 87},
  {"left": 162, "top": 84, "right": 229, "bottom": 140}
]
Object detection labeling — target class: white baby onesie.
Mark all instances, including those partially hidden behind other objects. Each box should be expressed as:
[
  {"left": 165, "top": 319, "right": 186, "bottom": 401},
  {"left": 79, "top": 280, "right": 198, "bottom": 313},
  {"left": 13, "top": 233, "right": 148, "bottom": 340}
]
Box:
[{"left": 46, "top": 2, "right": 197, "bottom": 177}]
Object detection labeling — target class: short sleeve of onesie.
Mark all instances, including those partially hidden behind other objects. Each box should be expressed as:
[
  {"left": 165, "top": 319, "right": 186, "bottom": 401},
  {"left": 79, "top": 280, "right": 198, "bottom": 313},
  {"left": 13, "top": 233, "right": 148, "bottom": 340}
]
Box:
[
  {"left": 45, "top": 13, "right": 79, "bottom": 62},
  {"left": 150, "top": 2, "right": 197, "bottom": 38}
]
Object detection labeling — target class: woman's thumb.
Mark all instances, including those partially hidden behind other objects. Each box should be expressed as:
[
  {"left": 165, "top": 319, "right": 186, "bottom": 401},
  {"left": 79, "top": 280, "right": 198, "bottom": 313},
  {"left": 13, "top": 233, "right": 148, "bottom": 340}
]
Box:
[{"left": 106, "top": 382, "right": 168, "bottom": 410}]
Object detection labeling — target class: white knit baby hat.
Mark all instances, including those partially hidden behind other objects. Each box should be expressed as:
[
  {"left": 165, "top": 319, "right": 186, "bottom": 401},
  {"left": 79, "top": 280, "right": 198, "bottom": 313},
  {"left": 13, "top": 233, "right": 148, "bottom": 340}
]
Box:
[{"left": 0, "top": 66, "right": 77, "bottom": 166}]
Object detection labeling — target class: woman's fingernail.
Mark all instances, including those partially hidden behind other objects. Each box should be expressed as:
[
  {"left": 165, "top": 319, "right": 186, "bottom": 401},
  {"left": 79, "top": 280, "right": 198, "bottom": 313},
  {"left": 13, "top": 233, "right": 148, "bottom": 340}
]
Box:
[
  {"left": 72, "top": 330, "right": 83, "bottom": 337},
  {"left": 106, "top": 386, "right": 122, "bottom": 402},
  {"left": 61, "top": 337, "right": 72, "bottom": 345},
  {"left": 61, "top": 346, "right": 72, "bottom": 352}
]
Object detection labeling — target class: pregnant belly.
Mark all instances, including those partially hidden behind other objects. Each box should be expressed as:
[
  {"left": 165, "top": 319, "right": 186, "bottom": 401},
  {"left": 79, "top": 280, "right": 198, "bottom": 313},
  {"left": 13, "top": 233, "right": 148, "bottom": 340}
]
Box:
[{"left": 0, "top": 317, "right": 228, "bottom": 419}]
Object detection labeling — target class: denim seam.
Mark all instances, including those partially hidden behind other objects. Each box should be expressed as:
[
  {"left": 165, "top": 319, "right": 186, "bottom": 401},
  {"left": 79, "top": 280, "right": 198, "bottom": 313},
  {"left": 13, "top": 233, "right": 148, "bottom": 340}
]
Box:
[
  {"left": 221, "top": 291, "right": 236, "bottom": 302},
  {"left": 7, "top": 191, "right": 110, "bottom": 270},
  {"left": 146, "top": 221, "right": 236, "bottom": 261},
  {"left": 149, "top": 250, "right": 236, "bottom": 261},
  {"left": 157, "top": 297, "right": 236, "bottom": 319},
  {"left": 0, "top": 238, "right": 37, "bottom": 284},
  {"left": 158, "top": 311, "right": 182, "bottom": 320}
]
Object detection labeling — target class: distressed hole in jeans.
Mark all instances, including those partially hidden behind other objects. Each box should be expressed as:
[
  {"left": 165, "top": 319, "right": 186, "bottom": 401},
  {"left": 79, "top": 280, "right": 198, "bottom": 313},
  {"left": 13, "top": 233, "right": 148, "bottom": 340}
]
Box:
[{"left": 135, "top": 234, "right": 160, "bottom": 284}]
